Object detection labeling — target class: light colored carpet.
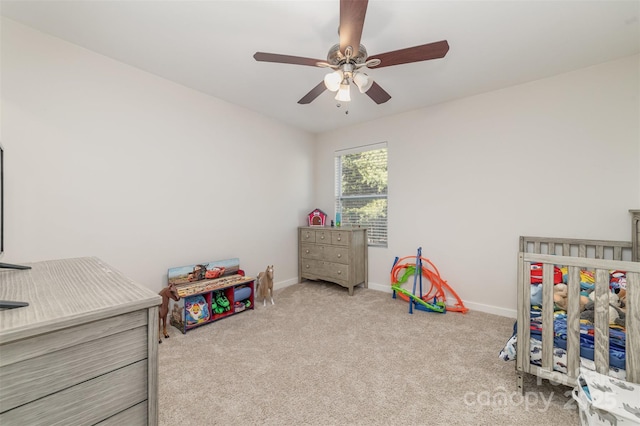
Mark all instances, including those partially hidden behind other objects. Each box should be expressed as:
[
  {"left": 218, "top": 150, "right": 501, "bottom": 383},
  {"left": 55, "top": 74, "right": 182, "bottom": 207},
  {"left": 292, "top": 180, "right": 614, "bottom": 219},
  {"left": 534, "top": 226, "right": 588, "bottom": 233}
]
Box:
[{"left": 158, "top": 282, "right": 579, "bottom": 425}]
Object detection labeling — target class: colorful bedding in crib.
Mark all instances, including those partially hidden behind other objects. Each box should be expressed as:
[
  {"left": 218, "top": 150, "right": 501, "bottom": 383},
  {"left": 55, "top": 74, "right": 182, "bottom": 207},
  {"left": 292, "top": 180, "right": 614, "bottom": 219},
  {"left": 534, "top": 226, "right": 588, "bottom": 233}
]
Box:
[
  {"left": 500, "top": 266, "right": 629, "bottom": 379},
  {"left": 499, "top": 316, "right": 628, "bottom": 380}
]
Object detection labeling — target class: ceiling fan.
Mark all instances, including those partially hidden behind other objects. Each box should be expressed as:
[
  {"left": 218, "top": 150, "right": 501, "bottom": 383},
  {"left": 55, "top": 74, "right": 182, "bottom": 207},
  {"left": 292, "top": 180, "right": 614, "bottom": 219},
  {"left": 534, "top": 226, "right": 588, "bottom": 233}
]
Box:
[{"left": 253, "top": 0, "right": 449, "bottom": 105}]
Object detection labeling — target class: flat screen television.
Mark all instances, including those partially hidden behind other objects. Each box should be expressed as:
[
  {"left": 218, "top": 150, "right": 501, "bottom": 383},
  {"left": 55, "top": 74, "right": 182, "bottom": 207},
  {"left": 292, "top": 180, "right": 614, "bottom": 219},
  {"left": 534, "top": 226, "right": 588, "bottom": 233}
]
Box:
[{"left": 0, "top": 143, "right": 30, "bottom": 309}]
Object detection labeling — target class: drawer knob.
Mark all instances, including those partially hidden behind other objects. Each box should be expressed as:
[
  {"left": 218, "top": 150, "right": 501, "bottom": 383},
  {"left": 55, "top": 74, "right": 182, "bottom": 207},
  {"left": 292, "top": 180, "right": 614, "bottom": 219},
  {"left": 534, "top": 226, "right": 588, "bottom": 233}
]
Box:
[
  {"left": 320, "top": 235, "right": 325, "bottom": 239},
  {"left": 305, "top": 249, "right": 309, "bottom": 254},
  {"left": 337, "top": 237, "right": 342, "bottom": 241},
  {"left": 337, "top": 270, "right": 342, "bottom": 275},
  {"left": 337, "top": 254, "right": 342, "bottom": 258},
  {"left": 305, "top": 264, "right": 310, "bottom": 269}
]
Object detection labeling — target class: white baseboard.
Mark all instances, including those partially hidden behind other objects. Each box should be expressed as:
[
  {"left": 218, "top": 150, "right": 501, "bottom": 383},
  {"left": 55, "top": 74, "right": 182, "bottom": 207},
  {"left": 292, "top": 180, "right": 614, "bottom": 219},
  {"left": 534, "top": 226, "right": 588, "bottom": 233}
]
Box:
[
  {"left": 274, "top": 279, "right": 517, "bottom": 319},
  {"left": 367, "top": 281, "right": 517, "bottom": 318},
  {"left": 273, "top": 277, "right": 299, "bottom": 291}
]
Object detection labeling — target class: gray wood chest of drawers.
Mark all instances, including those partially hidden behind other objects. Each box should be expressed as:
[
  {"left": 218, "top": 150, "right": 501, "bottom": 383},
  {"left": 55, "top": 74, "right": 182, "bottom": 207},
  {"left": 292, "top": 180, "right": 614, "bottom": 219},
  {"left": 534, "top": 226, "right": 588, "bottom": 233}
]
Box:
[
  {"left": 298, "top": 226, "right": 368, "bottom": 295},
  {"left": 0, "top": 257, "right": 161, "bottom": 425}
]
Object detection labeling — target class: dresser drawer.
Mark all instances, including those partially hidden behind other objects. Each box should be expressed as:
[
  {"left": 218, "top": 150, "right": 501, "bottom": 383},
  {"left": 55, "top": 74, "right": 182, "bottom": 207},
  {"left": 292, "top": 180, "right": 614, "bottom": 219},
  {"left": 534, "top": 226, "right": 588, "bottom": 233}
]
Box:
[
  {"left": 300, "top": 243, "right": 323, "bottom": 260},
  {"left": 301, "top": 259, "right": 349, "bottom": 283},
  {"left": 323, "top": 245, "right": 349, "bottom": 264},
  {"left": 331, "top": 231, "right": 350, "bottom": 246},
  {"left": 0, "top": 360, "right": 148, "bottom": 426},
  {"left": 95, "top": 401, "right": 147, "bottom": 425},
  {"left": 0, "top": 324, "right": 148, "bottom": 412},
  {"left": 300, "top": 229, "right": 316, "bottom": 243},
  {"left": 300, "top": 243, "right": 349, "bottom": 265},
  {"left": 315, "top": 230, "right": 331, "bottom": 244}
]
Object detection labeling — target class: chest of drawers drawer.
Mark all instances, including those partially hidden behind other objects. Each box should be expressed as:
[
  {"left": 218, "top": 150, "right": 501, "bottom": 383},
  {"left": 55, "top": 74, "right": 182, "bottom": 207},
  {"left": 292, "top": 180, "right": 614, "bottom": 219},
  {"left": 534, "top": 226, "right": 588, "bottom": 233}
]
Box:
[
  {"left": 300, "top": 243, "right": 349, "bottom": 265},
  {"left": 300, "top": 259, "right": 349, "bottom": 284}
]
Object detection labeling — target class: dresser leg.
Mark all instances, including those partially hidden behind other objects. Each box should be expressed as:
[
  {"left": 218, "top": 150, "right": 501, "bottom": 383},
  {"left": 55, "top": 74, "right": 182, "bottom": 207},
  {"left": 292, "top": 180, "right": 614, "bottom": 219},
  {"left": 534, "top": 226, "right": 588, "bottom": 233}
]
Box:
[{"left": 348, "top": 286, "right": 354, "bottom": 296}]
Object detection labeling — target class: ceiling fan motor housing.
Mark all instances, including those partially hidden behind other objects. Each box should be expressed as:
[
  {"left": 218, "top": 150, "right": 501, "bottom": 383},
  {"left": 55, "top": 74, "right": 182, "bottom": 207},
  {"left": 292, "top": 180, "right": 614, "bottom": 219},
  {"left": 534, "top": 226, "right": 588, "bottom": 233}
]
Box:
[{"left": 327, "top": 43, "right": 368, "bottom": 66}]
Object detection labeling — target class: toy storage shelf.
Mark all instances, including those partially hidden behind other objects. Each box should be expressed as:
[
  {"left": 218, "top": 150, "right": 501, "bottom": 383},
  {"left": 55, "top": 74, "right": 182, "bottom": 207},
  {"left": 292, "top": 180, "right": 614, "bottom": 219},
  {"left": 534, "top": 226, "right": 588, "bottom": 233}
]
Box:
[{"left": 170, "top": 276, "right": 255, "bottom": 334}]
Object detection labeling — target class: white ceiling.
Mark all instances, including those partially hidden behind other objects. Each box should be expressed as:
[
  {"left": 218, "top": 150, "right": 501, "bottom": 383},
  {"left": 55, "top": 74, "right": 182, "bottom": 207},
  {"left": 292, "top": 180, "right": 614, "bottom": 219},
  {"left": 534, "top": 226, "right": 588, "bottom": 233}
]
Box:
[{"left": 2, "top": 0, "right": 639, "bottom": 134}]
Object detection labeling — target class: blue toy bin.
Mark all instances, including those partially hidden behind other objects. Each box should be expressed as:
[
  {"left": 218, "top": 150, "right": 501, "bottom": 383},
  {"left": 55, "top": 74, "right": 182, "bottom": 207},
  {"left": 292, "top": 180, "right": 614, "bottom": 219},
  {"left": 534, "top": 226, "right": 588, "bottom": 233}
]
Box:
[{"left": 234, "top": 286, "right": 252, "bottom": 302}]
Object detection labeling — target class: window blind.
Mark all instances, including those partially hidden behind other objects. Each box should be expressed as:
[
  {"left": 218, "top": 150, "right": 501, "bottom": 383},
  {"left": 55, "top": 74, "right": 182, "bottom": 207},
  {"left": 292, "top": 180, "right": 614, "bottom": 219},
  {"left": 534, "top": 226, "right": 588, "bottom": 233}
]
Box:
[{"left": 334, "top": 142, "right": 388, "bottom": 247}]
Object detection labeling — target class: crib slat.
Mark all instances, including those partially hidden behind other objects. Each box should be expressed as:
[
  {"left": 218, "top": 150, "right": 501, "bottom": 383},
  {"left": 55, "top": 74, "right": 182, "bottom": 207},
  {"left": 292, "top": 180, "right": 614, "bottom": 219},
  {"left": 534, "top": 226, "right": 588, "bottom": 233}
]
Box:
[
  {"left": 596, "top": 246, "right": 604, "bottom": 259},
  {"left": 613, "top": 246, "right": 622, "bottom": 261},
  {"left": 566, "top": 266, "right": 581, "bottom": 380},
  {"left": 626, "top": 272, "right": 640, "bottom": 383},
  {"left": 563, "top": 243, "right": 570, "bottom": 256},
  {"left": 541, "top": 264, "right": 555, "bottom": 371},
  {"left": 579, "top": 245, "right": 587, "bottom": 257},
  {"left": 516, "top": 257, "right": 531, "bottom": 381},
  {"left": 593, "top": 269, "right": 610, "bottom": 375}
]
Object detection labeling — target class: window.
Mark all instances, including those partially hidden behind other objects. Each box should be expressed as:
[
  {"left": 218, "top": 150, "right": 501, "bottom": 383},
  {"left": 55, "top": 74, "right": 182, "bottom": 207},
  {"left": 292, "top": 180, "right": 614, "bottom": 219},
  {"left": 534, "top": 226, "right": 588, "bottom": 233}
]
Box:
[{"left": 335, "top": 142, "right": 388, "bottom": 247}]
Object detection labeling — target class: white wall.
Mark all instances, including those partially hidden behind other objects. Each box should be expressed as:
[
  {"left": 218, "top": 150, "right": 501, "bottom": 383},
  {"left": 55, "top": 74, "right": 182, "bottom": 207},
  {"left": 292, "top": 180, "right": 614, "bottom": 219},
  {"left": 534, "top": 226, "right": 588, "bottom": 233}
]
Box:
[
  {"left": 1, "top": 18, "right": 315, "bottom": 292},
  {"left": 3, "top": 18, "right": 639, "bottom": 316},
  {"left": 315, "top": 54, "right": 640, "bottom": 317}
]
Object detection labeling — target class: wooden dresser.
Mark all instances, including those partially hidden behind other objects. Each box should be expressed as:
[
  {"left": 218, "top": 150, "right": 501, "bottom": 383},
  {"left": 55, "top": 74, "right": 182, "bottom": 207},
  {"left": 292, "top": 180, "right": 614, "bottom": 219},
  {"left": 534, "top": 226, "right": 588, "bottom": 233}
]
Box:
[
  {"left": 0, "top": 257, "right": 161, "bottom": 425},
  {"left": 298, "top": 226, "right": 368, "bottom": 295},
  {"left": 632, "top": 209, "right": 640, "bottom": 262}
]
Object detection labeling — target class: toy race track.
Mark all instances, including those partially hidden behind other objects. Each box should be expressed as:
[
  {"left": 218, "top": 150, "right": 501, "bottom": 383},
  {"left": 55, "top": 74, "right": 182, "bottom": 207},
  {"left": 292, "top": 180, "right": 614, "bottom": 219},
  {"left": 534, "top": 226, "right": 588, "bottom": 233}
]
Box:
[{"left": 391, "top": 247, "right": 468, "bottom": 314}]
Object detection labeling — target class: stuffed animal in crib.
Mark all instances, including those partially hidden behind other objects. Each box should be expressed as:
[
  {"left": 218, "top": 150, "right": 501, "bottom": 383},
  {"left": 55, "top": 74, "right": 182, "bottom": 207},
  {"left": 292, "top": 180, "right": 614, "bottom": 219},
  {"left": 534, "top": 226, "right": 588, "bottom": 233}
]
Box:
[
  {"left": 553, "top": 284, "right": 568, "bottom": 311},
  {"left": 531, "top": 284, "right": 543, "bottom": 306},
  {"left": 616, "top": 288, "right": 627, "bottom": 312},
  {"left": 552, "top": 284, "right": 589, "bottom": 312},
  {"left": 581, "top": 291, "right": 625, "bottom": 326}
]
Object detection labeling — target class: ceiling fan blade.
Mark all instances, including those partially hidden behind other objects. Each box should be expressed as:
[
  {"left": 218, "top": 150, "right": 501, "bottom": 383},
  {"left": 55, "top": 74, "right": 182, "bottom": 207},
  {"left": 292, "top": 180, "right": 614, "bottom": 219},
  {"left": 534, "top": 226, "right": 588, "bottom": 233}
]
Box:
[
  {"left": 298, "top": 81, "right": 327, "bottom": 104},
  {"left": 339, "top": 0, "right": 368, "bottom": 57},
  {"left": 254, "top": 52, "right": 325, "bottom": 67},
  {"left": 369, "top": 40, "right": 449, "bottom": 68},
  {"left": 365, "top": 82, "right": 391, "bottom": 104}
]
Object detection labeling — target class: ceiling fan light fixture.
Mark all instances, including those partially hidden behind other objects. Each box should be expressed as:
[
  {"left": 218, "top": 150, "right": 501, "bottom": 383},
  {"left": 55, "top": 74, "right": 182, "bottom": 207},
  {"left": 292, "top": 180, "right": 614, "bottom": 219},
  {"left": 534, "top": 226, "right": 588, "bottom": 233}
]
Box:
[
  {"left": 353, "top": 72, "right": 373, "bottom": 93},
  {"left": 324, "top": 70, "right": 343, "bottom": 92},
  {"left": 334, "top": 83, "right": 351, "bottom": 102}
]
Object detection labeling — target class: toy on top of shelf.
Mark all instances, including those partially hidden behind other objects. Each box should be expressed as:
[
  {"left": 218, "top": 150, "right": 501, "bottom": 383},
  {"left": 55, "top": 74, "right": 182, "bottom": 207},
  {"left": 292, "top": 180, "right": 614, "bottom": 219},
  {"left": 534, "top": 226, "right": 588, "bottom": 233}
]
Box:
[
  {"left": 205, "top": 267, "right": 225, "bottom": 279},
  {"left": 257, "top": 265, "right": 275, "bottom": 307},
  {"left": 158, "top": 282, "right": 180, "bottom": 343},
  {"left": 308, "top": 208, "right": 327, "bottom": 226}
]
